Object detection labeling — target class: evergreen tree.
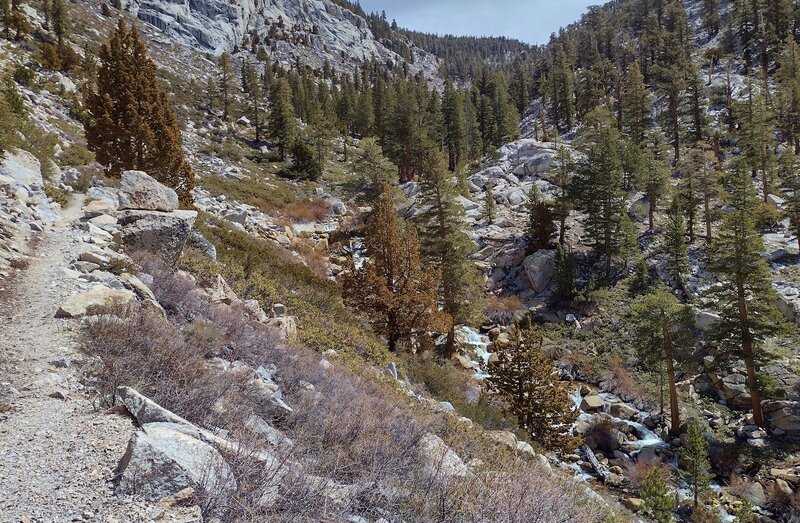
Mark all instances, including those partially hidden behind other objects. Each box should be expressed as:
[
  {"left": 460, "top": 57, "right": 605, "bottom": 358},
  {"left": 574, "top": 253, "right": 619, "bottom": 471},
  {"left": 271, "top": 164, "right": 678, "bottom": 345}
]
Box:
[
  {"left": 244, "top": 62, "right": 264, "bottom": 141},
  {"left": 777, "top": 37, "right": 800, "bottom": 154},
  {"left": 84, "top": 20, "right": 194, "bottom": 203},
  {"left": 217, "top": 52, "right": 234, "bottom": 120},
  {"left": 1, "top": 0, "right": 9, "bottom": 39},
  {"left": 549, "top": 144, "right": 575, "bottom": 245},
  {"left": 738, "top": 76, "right": 776, "bottom": 202},
  {"left": 573, "top": 109, "right": 626, "bottom": 278},
  {"left": 735, "top": 499, "right": 756, "bottom": 523},
  {"left": 289, "top": 138, "right": 321, "bottom": 180},
  {"left": 442, "top": 80, "right": 465, "bottom": 171},
  {"left": 779, "top": 150, "right": 800, "bottom": 250},
  {"left": 350, "top": 137, "right": 398, "bottom": 200},
  {"left": 639, "top": 132, "right": 671, "bottom": 230},
  {"left": 485, "top": 322, "right": 580, "bottom": 455},
  {"left": 701, "top": 0, "right": 720, "bottom": 37},
  {"left": 484, "top": 183, "right": 495, "bottom": 224},
  {"left": 681, "top": 421, "right": 712, "bottom": 508},
  {"left": 526, "top": 184, "right": 556, "bottom": 252},
  {"left": 621, "top": 61, "right": 650, "bottom": 142},
  {"left": 342, "top": 190, "right": 450, "bottom": 352},
  {"left": 640, "top": 468, "right": 675, "bottom": 523},
  {"left": 51, "top": 0, "right": 68, "bottom": 46},
  {"left": 707, "top": 168, "right": 785, "bottom": 427},
  {"left": 417, "top": 149, "right": 482, "bottom": 354},
  {"left": 268, "top": 77, "right": 296, "bottom": 161},
  {"left": 680, "top": 146, "right": 711, "bottom": 244},
  {"left": 663, "top": 196, "right": 689, "bottom": 283},
  {"left": 632, "top": 288, "right": 694, "bottom": 436},
  {"left": 552, "top": 243, "right": 576, "bottom": 303}
]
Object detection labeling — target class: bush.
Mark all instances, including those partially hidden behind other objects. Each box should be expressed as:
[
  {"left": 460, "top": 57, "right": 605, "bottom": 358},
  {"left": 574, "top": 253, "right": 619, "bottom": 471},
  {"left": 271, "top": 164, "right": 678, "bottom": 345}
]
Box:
[
  {"left": 482, "top": 295, "right": 523, "bottom": 326},
  {"left": 44, "top": 183, "right": 69, "bottom": 206},
  {"left": 288, "top": 140, "right": 322, "bottom": 180},
  {"left": 59, "top": 143, "right": 95, "bottom": 167},
  {"left": 280, "top": 198, "right": 330, "bottom": 222}
]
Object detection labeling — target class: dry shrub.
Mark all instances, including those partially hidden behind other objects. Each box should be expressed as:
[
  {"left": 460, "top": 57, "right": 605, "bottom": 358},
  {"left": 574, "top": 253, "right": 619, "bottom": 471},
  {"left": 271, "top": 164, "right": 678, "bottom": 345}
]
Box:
[
  {"left": 625, "top": 456, "right": 673, "bottom": 490},
  {"left": 280, "top": 198, "right": 329, "bottom": 223},
  {"left": 584, "top": 415, "right": 621, "bottom": 454},
  {"left": 727, "top": 474, "right": 757, "bottom": 500},
  {"left": 482, "top": 295, "right": 523, "bottom": 326},
  {"left": 602, "top": 356, "right": 647, "bottom": 408},
  {"left": 291, "top": 239, "right": 328, "bottom": 279}
]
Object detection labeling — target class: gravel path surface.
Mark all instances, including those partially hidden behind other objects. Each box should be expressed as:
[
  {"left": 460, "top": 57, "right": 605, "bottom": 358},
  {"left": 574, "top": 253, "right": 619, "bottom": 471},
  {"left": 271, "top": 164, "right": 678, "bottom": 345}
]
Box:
[{"left": 0, "top": 196, "right": 176, "bottom": 522}]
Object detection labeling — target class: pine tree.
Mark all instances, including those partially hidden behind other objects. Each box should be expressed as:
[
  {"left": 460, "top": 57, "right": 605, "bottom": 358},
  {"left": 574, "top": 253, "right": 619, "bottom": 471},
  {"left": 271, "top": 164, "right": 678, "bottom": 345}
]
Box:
[
  {"left": 485, "top": 322, "right": 580, "bottom": 455},
  {"left": 777, "top": 37, "right": 800, "bottom": 154},
  {"left": 640, "top": 468, "right": 675, "bottom": 523},
  {"left": 84, "top": 20, "right": 194, "bottom": 203},
  {"left": 484, "top": 183, "right": 495, "bottom": 224},
  {"left": 81, "top": 42, "right": 97, "bottom": 82},
  {"left": 573, "top": 109, "right": 626, "bottom": 278},
  {"left": 680, "top": 145, "right": 711, "bottom": 244},
  {"left": 707, "top": 167, "right": 785, "bottom": 427},
  {"left": 268, "top": 77, "right": 296, "bottom": 161},
  {"left": 738, "top": 76, "right": 776, "bottom": 202},
  {"left": 663, "top": 196, "right": 689, "bottom": 283},
  {"left": 350, "top": 137, "right": 397, "bottom": 200},
  {"left": 552, "top": 243, "right": 576, "bottom": 303},
  {"left": 632, "top": 288, "right": 693, "bottom": 436},
  {"left": 1, "top": 0, "right": 9, "bottom": 39},
  {"left": 442, "top": 80, "right": 465, "bottom": 171},
  {"left": 289, "top": 138, "right": 321, "bottom": 180},
  {"left": 779, "top": 150, "right": 800, "bottom": 250},
  {"left": 417, "top": 149, "right": 482, "bottom": 354},
  {"left": 735, "top": 499, "right": 756, "bottom": 523},
  {"left": 217, "top": 52, "right": 234, "bottom": 120},
  {"left": 549, "top": 144, "right": 574, "bottom": 245},
  {"left": 701, "top": 0, "right": 720, "bottom": 37},
  {"left": 621, "top": 61, "right": 650, "bottom": 142},
  {"left": 526, "top": 184, "right": 556, "bottom": 252},
  {"left": 244, "top": 62, "right": 264, "bottom": 141},
  {"left": 51, "top": 0, "right": 68, "bottom": 46},
  {"left": 681, "top": 421, "right": 712, "bottom": 508},
  {"left": 639, "top": 132, "right": 671, "bottom": 230},
  {"left": 342, "top": 190, "right": 450, "bottom": 352}
]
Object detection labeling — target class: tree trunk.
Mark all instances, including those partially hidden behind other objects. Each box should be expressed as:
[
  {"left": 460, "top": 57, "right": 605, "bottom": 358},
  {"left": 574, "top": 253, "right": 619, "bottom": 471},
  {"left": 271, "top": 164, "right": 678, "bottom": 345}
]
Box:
[
  {"left": 737, "top": 280, "right": 766, "bottom": 427},
  {"left": 649, "top": 195, "right": 656, "bottom": 230},
  {"left": 704, "top": 193, "right": 712, "bottom": 242},
  {"left": 663, "top": 314, "right": 681, "bottom": 437},
  {"left": 559, "top": 216, "right": 566, "bottom": 246}
]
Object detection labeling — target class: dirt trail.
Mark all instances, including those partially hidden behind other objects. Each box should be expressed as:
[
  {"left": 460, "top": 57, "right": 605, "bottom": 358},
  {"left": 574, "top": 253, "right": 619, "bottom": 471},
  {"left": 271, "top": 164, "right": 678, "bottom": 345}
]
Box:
[{"left": 0, "top": 195, "right": 157, "bottom": 522}]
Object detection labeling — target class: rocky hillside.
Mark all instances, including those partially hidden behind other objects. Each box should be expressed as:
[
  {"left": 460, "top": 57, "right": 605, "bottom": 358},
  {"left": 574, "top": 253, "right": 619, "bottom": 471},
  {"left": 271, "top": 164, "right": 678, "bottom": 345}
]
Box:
[{"left": 127, "top": 0, "right": 441, "bottom": 78}]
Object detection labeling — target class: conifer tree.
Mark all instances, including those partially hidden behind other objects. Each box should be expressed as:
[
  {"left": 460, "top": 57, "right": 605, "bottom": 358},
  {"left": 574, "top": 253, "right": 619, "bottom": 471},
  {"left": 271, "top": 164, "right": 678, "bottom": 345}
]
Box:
[
  {"left": 342, "top": 190, "right": 450, "bottom": 352},
  {"left": 549, "top": 144, "right": 574, "bottom": 245},
  {"left": 701, "top": 0, "right": 720, "bottom": 37},
  {"left": 640, "top": 468, "right": 675, "bottom": 523},
  {"left": 417, "top": 149, "right": 482, "bottom": 354},
  {"left": 681, "top": 421, "right": 712, "bottom": 508},
  {"left": 526, "top": 184, "right": 556, "bottom": 252},
  {"left": 442, "top": 80, "right": 465, "bottom": 171},
  {"left": 680, "top": 146, "right": 710, "bottom": 244},
  {"left": 51, "top": 0, "right": 68, "bottom": 46},
  {"left": 552, "top": 243, "right": 576, "bottom": 303},
  {"left": 84, "top": 20, "right": 194, "bottom": 203},
  {"left": 350, "top": 137, "right": 397, "bottom": 200},
  {"left": 621, "top": 62, "right": 650, "bottom": 142},
  {"left": 244, "top": 62, "right": 264, "bottom": 141},
  {"left": 738, "top": 76, "right": 776, "bottom": 202},
  {"left": 573, "top": 109, "right": 626, "bottom": 278},
  {"left": 639, "top": 133, "right": 671, "bottom": 230},
  {"left": 779, "top": 150, "right": 800, "bottom": 250},
  {"left": 663, "top": 196, "right": 689, "bottom": 283},
  {"left": 484, "top": 183, "right": 495, "bottom": 224},
  {"left": 268, "top": 77, "right": 296, "bottom": 161},
  {"left": 777, "top": 37, "right": 800, "bottom": 154},
  {"left": 707, "top": 168, "right": 785, "bottom": 427},
  {"left": 1, "top": 0, "right": 9, "bottom": 39},
  {"left": 485, "top": 322, "right": 580, "bottom": 455},
  {"left": 217, "top": 52, "right": 234, "bottom": 120},
  {"left": 632, "top": 288, "right": 694, "bottom": 436}
]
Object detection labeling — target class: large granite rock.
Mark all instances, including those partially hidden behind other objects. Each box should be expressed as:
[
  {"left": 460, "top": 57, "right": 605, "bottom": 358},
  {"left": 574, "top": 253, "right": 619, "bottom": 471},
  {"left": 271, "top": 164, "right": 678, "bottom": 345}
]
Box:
[
  {"left": 116, "top": 422, "right": 235, "bottom": 501},
  {"left": 416, "top": 433, "right": 467, "bottom": 482},
  {"left": 118, "top": 171, "right": 179, "bottom": 212},
  {"left": 55, "top": 286, "right": 137, "bottom": 318},
  {"left": 118, "top": 209, "right": 197, "bottom": 264},
  {"left": 523, "top": 249, "right": 555, "bottom": 293}
]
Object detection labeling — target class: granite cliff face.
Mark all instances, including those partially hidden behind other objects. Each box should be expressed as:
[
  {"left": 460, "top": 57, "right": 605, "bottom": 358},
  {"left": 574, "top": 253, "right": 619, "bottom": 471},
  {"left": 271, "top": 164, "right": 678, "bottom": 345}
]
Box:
[{"left": 128, "top": 0, "right": 440, "bottom": 78}]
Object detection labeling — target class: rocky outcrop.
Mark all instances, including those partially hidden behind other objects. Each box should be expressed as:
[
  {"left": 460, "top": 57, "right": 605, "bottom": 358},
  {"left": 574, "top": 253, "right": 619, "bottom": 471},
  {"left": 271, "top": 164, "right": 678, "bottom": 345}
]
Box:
[
  {"left": 118, "top": 171, "right": 179, "bottom": 212},
  {"left": 116, "top": 422, "right": 236, "bottom": 502},
  {"left": 0, "top": 150, "right": 62, "bottom": 278},
  {"left": 118, "top": 209, "right": 197, "bottom": 264},
  {"left": 524, "top": 249, "right": 555, "bottom": 293},
  {"left": 128, "top": 0, "right": 440, "bottom": 80},
  {"left": 55, "top": 285, "right": 137, "bottom": 318},
  {"left": 416, "top": 433, "right": 467, "bottom": 482}
]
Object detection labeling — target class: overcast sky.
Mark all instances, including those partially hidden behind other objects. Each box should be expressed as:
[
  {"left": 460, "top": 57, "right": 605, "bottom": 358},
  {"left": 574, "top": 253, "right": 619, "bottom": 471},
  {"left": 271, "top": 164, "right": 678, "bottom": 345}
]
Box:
[{"left": 358, "top": 0, "right": 598, "bottom": 44}]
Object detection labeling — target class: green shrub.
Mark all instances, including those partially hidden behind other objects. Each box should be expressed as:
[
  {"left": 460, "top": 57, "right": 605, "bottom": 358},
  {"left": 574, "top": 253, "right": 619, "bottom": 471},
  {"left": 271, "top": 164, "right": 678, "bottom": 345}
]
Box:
[{"left": 60, "top": 144, "right": 95, "bottom": 167}]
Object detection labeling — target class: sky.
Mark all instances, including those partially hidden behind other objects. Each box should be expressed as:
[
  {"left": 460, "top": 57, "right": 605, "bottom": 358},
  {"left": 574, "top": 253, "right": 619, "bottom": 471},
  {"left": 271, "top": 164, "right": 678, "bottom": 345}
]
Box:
[{"left": 358, "top": 0, "right": 598, "bottom": 44}]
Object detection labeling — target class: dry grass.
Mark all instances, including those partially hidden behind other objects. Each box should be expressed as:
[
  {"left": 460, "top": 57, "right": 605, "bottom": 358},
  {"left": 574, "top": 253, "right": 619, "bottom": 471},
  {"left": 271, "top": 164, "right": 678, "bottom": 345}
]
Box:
[
  {"left": 625, "top": 456, "right": 673, "bottom": 490},
  {"left": 280, "top": 198, "right": 330, "bottom": 223},
  {"left": 482, "top": 295, "right": 524, "bottom": 326},
  {"left": 601, "top": 356, "right": 647, "bottom": 409}
]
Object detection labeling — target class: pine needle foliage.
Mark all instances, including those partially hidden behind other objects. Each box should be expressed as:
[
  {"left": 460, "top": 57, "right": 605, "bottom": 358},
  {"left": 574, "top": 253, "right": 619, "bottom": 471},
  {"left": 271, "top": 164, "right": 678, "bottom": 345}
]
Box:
[
  {"left": 485, "top": 322, "right": 581, "bottom": 455},
  {"left": 84, "top": 20, "right": 194, "bottom": 203},
  {"left": 342, "top": 190, "right": 450, "bottom": 352}
]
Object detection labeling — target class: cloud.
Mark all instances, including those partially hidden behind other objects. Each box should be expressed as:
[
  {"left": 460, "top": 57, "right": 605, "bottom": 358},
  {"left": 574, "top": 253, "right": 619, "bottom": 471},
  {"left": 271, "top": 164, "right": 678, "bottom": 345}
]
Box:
[{"left": 358, "top": 0, "right": 596, "bottom": 44}]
